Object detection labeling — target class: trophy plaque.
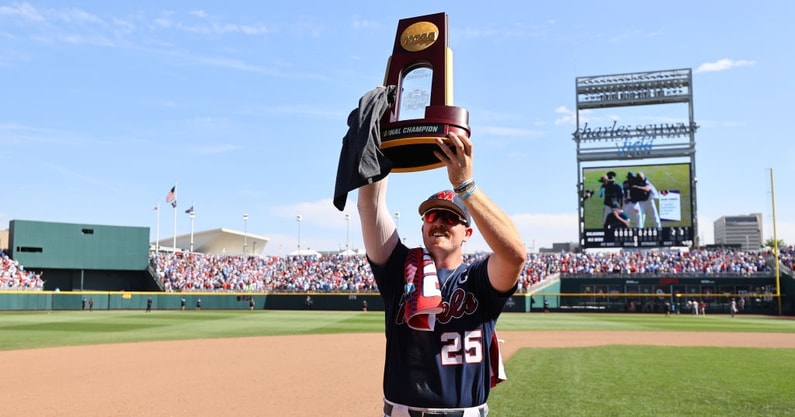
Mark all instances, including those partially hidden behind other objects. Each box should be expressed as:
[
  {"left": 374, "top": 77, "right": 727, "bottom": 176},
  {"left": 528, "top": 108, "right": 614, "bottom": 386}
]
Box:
[{"left": 380, "top": 12, "right": 470, "bottom": 172}]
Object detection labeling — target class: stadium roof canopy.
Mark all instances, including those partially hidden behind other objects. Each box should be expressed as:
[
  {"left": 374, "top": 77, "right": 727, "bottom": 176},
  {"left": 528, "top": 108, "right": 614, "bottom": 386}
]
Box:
[{"left": 152, "top": 228, "right": 269, "bottom": 256}]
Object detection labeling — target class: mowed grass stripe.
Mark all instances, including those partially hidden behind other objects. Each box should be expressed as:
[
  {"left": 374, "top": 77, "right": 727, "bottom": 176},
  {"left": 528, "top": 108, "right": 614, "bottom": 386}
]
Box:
[
  {"left": 497, "top": 312, "right": 795, "bottom": 333},
  {"left": 491, "top": 346, "right": 795, "bottom": 417},
  {"left": 0, "top": 310, "right": 374, "bottom": 350},
  {"left": 1, "top": 311, "right": 794, "bottom": 351}
]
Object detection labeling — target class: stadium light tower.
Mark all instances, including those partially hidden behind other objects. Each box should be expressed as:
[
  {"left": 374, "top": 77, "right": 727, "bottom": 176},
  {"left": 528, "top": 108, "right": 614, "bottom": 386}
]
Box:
[
  {"left": 296, "top": 215, "right": 303, "bottom": 255},
  {"left": 243, "top": 213, "right": 249, "bottom": 256},
  {"left": 189, "top": 209, "right": 195, "bottom": 252},
  {"left": 345, "top": 213, "right": 351, "bottom": 253},
  {"left": 394, "top": 212, "right": 400, "bottom": 234}
]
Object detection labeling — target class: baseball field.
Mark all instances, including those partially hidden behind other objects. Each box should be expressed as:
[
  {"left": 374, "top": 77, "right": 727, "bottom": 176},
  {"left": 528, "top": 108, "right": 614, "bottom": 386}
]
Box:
[{"left": 2, "top": 310, "right": 794, "bottom": 417}]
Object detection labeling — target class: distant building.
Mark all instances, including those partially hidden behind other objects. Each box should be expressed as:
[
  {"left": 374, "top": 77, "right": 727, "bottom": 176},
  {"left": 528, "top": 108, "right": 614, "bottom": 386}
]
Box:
[
  {"left": 0, "top": 229, "right": 7, "bottom": 250},
  {"left": 153, "top": 228, "right": 269, "bottom": 256},
  {"left": 713, "top": 213, "right": 763, "bottom": 251},
  {"left": 540, "top": 242, "right": 580, "bottom": 254}
]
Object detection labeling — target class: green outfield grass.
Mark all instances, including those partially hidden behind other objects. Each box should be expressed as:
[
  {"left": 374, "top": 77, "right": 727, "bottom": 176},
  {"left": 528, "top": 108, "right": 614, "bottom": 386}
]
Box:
[
  {"left": 1, "top": 311, "right": 793, "bottom": 351},
  {"left": 0, "top": 309, "right": 383, "bottom": 351},
  {"left": 2, "top": 311, "right": 793, "bottom": 416},
  {"left": 491, "top": 346, "right": 795, "bottom": 417}
]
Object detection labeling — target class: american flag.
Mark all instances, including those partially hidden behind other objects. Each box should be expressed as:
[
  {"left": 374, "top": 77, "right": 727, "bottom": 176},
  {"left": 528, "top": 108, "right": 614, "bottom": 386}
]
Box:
[{"left": 166, "top": 186, "right": 177, "bottom": 208}]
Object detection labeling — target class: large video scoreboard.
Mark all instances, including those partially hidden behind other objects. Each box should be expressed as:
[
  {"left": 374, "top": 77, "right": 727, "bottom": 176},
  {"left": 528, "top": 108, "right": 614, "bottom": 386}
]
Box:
[
  {"left": 573, "top": 68, "right": 698, "bottom": 250},
  {"left": 581, "top": 163, "right": 694, "bottom": 249}
]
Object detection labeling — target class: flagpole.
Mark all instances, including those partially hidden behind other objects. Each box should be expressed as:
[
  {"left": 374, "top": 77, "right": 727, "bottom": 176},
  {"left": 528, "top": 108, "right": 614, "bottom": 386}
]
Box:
[
  {"left": 172, "top": 206, "right": 177, "bottom": 250},
  {"left": 770, "top": 168, "right": 781, "bottom": 316},
  {"left": 190, "top": 204, "right": 195, "bottom": 253},
  {"left": 155, "top": 202, "right": 160, "bottom": 253},
  {"left": 172, "top": 182, "right": 178, "bottom": 251}
]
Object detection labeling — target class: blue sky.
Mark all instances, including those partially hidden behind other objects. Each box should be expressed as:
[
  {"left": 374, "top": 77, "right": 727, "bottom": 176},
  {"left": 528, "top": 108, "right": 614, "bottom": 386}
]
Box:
[{"left": 1, "top": 1, "right": 792, "bottom": 255}]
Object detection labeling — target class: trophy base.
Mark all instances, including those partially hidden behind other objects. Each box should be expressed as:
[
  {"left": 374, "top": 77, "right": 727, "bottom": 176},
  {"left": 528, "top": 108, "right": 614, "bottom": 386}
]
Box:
[{"left": 381, "top": 106, "right": 470, "bottom": 173}]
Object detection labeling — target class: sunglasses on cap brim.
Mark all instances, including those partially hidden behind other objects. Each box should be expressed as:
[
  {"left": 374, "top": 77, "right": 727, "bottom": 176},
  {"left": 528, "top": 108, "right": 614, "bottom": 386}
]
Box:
[{"left": 421, "top": 209, "right": 468, "bottom": 226}]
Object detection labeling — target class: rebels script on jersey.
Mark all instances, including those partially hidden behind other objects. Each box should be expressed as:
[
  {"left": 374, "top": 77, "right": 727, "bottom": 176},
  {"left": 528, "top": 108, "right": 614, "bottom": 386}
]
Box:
[{"left": 370, "top": 243, "right": 516, "bottom": 408}]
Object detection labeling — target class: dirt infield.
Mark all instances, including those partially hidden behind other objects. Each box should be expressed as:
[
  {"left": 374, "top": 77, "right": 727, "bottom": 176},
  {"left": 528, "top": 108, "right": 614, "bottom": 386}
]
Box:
[{"left": 3, "top": 331, "right": 795, "bottom": 417}]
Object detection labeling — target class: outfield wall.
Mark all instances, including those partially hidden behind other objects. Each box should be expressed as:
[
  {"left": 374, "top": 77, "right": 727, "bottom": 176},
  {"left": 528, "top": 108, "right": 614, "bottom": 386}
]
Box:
[
  {"left": 556, "top": 273, "right": 793, "bottom": 315},
  {"left": 0, "top": 292, "right": 383, "bottom": 311},
  {"left": 1, "top": 271, "right": 790, "bottom": 315},
  {"left": 0, "top": 291, "right": 535, "bottom": 312}
]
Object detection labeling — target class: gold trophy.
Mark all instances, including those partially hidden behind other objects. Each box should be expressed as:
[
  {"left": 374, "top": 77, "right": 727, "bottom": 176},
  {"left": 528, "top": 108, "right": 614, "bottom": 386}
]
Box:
[{"left": 380, "top": 12, "right": 470, "bottom": 172}]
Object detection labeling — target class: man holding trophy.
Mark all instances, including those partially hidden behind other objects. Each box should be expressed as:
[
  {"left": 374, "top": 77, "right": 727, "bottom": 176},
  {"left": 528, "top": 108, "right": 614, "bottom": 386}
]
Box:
[
  {"left": 338, "top": 12, "right": 527, "bottom": 417},
  {"left": 358, "top": 131, "right": 525, "bottom": 417}
]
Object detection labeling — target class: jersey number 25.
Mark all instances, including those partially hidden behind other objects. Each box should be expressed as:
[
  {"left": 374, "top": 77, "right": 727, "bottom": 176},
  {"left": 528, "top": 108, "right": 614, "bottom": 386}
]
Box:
[{"left": 440, "top": 329, "right": 483, "bottom": 365}]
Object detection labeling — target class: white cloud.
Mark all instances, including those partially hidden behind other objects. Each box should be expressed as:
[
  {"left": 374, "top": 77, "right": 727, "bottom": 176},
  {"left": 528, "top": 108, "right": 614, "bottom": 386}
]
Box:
[
  {"left": 554, "top": 105, "right": 576, "bottom": 125},
  {"left": 189, "top": 10, "right": 209, "bottom": 19},
  {"left": 265, "top": 198, "right": 360, "bottom": 255},
  {"left": 351, "top": 15, "right": 382, "bottom": 30},
  {"left": 513, "top": 212, "right": 580, "bottom": 250},
  {"left": 0, "top": 3, "right": 102, "bottom": 25},
  {"left": 264, "top": 200, "right": 580, "bottom": 255},
  {"left": 0, "top": 2, "right": 44, "bottom": 22},
  {"left": 477, "top": 126, "right": 543, "bottom": 138},
  {"left": 53, "top": 7, "right": 102, "bottom": 24},
  {"left": 111, "top": 17, "right": 135, "bottom": 33},
  {"left": 557, "top": 107, "right": 618, "bottom": 126},
  {"left": 463, "top": 212, "right": 579, "bottom": 253},
  {"left": 252, "top": 205, "right": 795, "bottom": 256},
  {"left": 153, "top": 17, "right": 173, "bottom": 29},
  {"left": 696, "top": 58, "right": 756, "bottom": 73}
]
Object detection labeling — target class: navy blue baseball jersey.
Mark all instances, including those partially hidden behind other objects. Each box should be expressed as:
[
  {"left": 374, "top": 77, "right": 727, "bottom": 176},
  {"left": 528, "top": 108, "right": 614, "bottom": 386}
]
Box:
[{"left": 370, "top": 242, "right": 516, "bottom": 408}]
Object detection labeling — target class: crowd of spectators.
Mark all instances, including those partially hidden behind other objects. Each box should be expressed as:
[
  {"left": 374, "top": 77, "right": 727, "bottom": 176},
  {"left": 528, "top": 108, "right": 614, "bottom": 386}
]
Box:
[
  {"left": 152, "top": 251, "right": 377, "bottom": 293},
  {"left": 152, "top": 247, "right": 780, "bottom": 294},
  {"left": 781, "top": 245, "right": 795, "bottom": 270},
  {"left": 0, "top": 249, "right": 44, "bottom": 290},
  {"left": 1, "top": 246, "right": 790, "bottom": 293},
  {"left": 549, "top": 247, "right": 774, "bottom": 276}
]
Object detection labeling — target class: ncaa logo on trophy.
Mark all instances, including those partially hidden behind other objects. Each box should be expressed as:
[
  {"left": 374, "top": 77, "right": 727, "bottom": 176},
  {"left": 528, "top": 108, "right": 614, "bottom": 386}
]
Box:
[{"left": 380, "top": 12, "right": 470, "bottom": 173}]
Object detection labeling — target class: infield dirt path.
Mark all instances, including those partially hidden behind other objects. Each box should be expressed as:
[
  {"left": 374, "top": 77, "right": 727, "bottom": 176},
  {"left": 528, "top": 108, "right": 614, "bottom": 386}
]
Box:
[{"left": 3, "top": 331, "right": 794, "bottom": 417}]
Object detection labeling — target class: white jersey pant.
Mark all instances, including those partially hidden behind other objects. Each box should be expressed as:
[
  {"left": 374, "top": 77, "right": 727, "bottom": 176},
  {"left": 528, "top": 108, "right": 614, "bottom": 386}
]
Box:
[
  {"left": 625, "top": 200, "right": 661, "bottom": 228},
  {"left": 638, "top": 199, "right": 661, "bottom": 228},
  {"left": 623, "top": 202, "right": 642, "bottom": 228},
  {"left": 383, "top": 399, "right": 488, "bottom": 417}
]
